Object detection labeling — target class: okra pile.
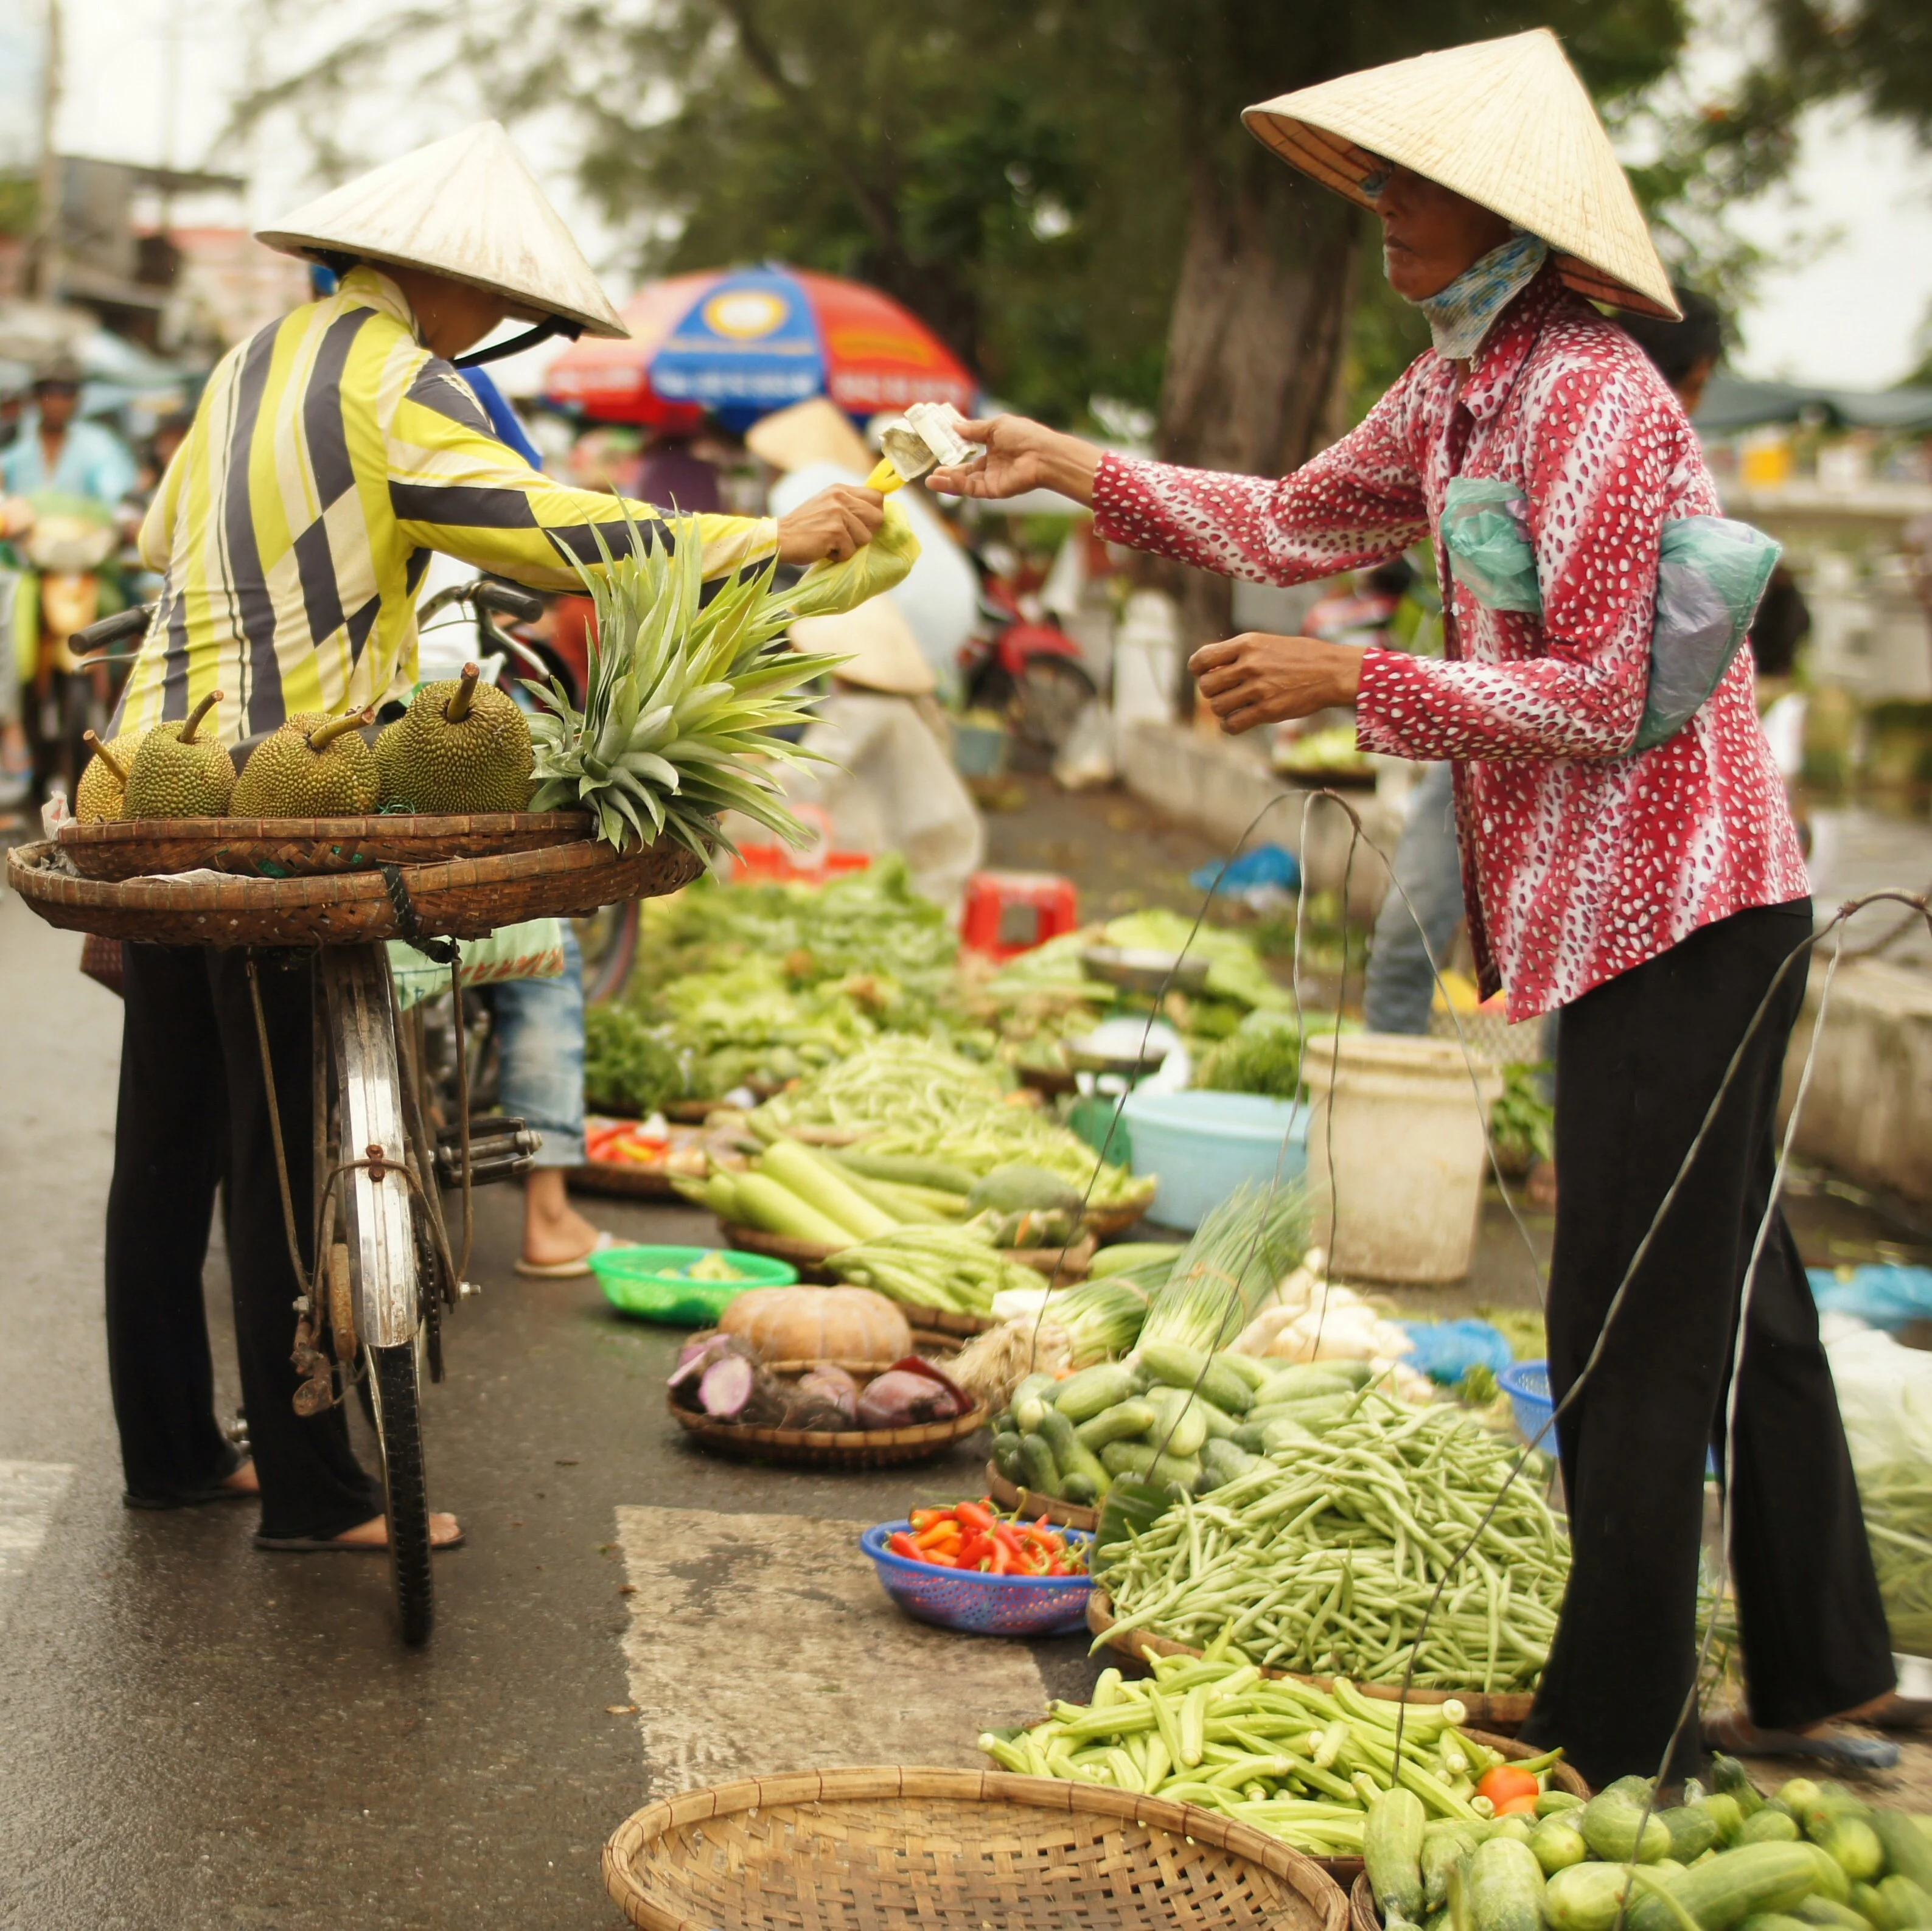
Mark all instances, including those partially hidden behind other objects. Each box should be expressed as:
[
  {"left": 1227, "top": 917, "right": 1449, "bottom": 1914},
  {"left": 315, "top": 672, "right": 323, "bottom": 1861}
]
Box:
[
  {"left": 980, "top": 1649, "right": 1559, "bottom": 1856},
  {"left": 1363, "top": 1759, "right": 1932, "bottom": 1931},
  {"left": 1098, "top": 1393, "right": 1569, "bottom": 1693}
]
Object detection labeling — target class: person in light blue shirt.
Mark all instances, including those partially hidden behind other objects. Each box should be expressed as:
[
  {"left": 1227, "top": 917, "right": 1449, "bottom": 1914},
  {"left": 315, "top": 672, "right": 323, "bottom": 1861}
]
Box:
[{"left": 0, "top": 359, "right": 138, "bottom": 507}]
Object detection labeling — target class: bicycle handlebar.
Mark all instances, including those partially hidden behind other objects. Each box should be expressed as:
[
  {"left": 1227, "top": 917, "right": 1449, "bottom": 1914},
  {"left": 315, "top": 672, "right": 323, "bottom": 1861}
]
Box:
[
  {"left": 418, "top": 579, "right": 543, "bottom": 624},
  {"left": 72, "top": 605, "right": 155, "bottom": 657}
]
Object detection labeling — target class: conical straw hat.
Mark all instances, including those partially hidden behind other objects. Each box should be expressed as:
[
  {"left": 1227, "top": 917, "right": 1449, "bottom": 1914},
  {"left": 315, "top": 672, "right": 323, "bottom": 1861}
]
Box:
[
  {"left": 257, "top": 123, "right": 627, "bottom": 339},
  {"left": 746, "top": 397, "right": 874, "bottom": 476},
  {"left": 792, "top": 598, "right": 935, "bottom": 697},
  {"left": 1243, "top": 30, "right": 1678, "bottom": 319}
]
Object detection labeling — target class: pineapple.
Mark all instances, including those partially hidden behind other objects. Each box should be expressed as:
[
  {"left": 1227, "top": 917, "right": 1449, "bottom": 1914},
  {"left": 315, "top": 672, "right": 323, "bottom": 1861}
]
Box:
[{"left": 525, "top": 509, "right": 915, "bottom": 855}]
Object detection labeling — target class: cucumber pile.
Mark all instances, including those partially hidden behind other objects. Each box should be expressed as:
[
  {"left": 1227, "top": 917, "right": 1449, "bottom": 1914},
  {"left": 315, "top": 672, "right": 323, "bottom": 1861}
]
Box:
[
  {"left": 1365, "top": 1761, "right": 1932, "bottom": 1931},
  {"left": 988, "top": 1345, "right": 1376, "bottom": 1506}
]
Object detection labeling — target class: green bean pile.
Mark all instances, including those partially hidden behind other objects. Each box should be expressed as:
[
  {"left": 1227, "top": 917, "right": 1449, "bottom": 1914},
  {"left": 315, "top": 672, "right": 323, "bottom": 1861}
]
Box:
[
  {"left": 1098, "top": 1396, "right": 1569, "bottom": 1694},
  {"left": 756, "top": 1037, "right": 1152, "bottom": 1209},
  {"left": 1857, "top": 1461, "right": 1932, "bottom": 1655}
]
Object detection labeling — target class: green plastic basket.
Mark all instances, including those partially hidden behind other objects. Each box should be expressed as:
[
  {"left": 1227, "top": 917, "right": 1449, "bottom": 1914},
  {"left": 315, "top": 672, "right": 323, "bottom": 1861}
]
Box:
[{"left": 590, "top": 1245, "right": 797, "bottom": 1324}]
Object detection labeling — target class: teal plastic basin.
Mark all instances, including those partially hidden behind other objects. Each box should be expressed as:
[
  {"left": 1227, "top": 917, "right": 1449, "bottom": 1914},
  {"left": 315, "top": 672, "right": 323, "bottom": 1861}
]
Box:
[{"left": 1118, "top": 1091, "right": 1309, "bottom": 1231}]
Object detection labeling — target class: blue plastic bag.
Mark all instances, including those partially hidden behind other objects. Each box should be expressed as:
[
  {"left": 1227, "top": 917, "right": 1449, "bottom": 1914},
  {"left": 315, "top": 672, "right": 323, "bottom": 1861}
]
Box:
[
  {"left": 1191, "top": 844, "right": 1302, "bottom": 897},
  {"left": 1398, "top": 1318, "right": 1517, "bottom": 1385},
  {"left": 1809, "top": 1265, "right": 1932, "bottom": 1332},
  {"left": 1438, "top": 479, "right": 1780, "bottom": 753}
]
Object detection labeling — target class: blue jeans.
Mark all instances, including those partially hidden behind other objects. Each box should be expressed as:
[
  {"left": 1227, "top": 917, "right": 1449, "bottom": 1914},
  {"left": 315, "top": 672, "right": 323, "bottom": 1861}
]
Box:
[
  {"left": 1364, "top": 761, "right": 1465, "bottom": 1036},
  {"left": 489, "top": 924, "right": 585, "bottom": 1167}
]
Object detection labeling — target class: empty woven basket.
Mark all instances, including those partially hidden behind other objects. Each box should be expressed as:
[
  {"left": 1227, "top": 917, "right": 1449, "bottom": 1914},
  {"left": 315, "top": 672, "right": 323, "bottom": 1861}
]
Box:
[{"left": 604, "top": 1766, "right": 1348, "bottom": 1931}]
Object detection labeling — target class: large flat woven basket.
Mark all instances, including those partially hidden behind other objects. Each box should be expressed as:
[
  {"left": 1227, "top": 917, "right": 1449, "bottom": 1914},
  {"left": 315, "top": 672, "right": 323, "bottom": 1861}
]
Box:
[
  {"left": 55, "top": 810, "right": 594, "bottom": 880},
  {"left": 668, "top": 1390, "right": 990, "bottom": 1469},
  {"left": 1085, "top": 1585, "right": 1546, "bottom": 1738},
  {"left": 604, "top": 1767, "right": 1348, "bottom": 1931},
  {"left": 7, "top": 835, "right": 702, "bottom": 948}
]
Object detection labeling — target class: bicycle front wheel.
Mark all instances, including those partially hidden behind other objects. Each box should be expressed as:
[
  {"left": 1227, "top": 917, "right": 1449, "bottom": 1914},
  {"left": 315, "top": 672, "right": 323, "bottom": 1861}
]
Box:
[{"left": 368, "top": 1341, "right": 433, "bottom": 1646}]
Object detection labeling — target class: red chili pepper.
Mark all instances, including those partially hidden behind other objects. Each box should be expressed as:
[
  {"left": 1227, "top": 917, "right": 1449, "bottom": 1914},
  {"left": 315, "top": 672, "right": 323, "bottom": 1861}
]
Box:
[
  {"left": 956, "top": 1532, "right": 992, "bottom": 1568},
  {"left": 909, "top": 1508, "right": 944, "bottom": 1532},
  {"left": 915, "top": 1519, "right": 960, "bottom": 1550},
  {"left": 887, "top": 1531, "right": 923, "bottom": 1560},
  {"left": 955, "top": 1500, "right": 996, "bottom": 1534},
  {"left": 922, "top": 1548, "right": 959, "bottom": 1567},
  {"left": 989, "top": 1522, "right": 1027, "bottom": 1559},
  {"left": 1016, "top": 1524, "right": 1062, "bottom": 1554},
  {"left": 988, "top": 1543, "right": 1016, "bottom": 1576}
]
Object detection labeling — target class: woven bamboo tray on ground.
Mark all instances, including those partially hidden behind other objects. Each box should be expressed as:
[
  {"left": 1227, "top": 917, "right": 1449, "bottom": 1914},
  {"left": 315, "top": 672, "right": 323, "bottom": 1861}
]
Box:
[
  {"left": 8, "top": 836, "right": 701, "bottom": 947},
  {"left": 668, "top": 1390, "right": 991, "bottom": 1469},
  {"left": 1086, "top": 1584, "right": 1538, "bottom": 1736},
  {"left": 988, "top": 1464, "right": 1100, "bottom": 1532},
  {"left": 568, "top": 1160, "right": 679, "bottom": 1199},
  {"left": 54, "top": 810, "right": 594, "bottom": 880},
  {"left": 604, "top": 1767, "right": 1348, "bottom": 1931}
]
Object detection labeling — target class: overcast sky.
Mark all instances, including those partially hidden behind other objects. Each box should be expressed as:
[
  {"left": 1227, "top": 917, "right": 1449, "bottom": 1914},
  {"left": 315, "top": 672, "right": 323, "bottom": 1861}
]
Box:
[{"left": 22, "top": 0, "right": 1932, "bottom": 390}]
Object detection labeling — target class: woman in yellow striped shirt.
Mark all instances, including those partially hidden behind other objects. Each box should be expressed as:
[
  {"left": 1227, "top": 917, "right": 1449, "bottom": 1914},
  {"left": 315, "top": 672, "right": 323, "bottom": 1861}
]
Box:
[{"left": 108, "top": 125, "right": 888, "bottom": 1555}]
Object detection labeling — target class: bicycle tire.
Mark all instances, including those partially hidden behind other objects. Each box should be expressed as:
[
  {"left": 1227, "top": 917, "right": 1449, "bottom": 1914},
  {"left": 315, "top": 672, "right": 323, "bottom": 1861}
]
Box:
[{"left": 368, "top": 1341, "right": 434, "bottom": 1646}]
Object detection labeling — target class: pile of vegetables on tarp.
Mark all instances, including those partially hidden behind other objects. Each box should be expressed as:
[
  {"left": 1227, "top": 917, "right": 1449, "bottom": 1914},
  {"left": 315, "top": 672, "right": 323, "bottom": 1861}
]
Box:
[
  {"left": 1097, "top": 1390, "right": 1569, "bottom": 1693},
  {"left": 982, "top": 1653, "right": 1557, "bottom": 1856},
  {"left": 1361, "top": 1757, "right": 1932, "bottom": 1931}
]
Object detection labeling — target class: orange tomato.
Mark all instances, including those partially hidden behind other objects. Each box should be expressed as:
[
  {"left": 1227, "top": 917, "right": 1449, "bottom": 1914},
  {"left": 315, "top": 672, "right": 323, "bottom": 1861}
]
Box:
[{"left": 1476, "top": 1765, "right": 1541, "bottom": 1812}]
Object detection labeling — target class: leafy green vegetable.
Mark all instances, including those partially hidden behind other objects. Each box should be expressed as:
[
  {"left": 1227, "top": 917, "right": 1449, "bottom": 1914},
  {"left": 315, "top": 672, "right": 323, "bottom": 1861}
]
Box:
[
  {"left": 1139, "top": 1181, "right": 1311, "bottom": 1357},
  {"left": 1491, "top": 1062, "right": 1555, "bottom": 1168},
  {"left": 584, "top": 1005, "right": 685, "bottom": 1115}
]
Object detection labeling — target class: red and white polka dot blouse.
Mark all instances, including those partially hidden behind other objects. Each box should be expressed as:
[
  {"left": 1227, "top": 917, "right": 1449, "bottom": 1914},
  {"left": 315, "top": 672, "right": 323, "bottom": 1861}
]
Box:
[{"left": 1092, "top": 265, "right": 1809, "bottom": 1020}]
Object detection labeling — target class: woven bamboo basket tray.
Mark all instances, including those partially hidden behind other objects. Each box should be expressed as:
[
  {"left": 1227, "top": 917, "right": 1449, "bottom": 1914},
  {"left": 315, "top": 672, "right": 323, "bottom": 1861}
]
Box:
[
  {"left": 1086, "top": 1197, "right": 1157, "bottom": 1240},
  {"left": 668, "top": 1386, "right": 989, "bottom": 1469},
  {"left": 1353, "top": 1873, "right": 1380, "bottom": 1931},
  {"left": 8, "top": 835, "right": 700, "bottom": 947},
  {"left": 568, "top": 1160, "right": 679, "bottom": 1199},
  {"left": 54, "top": 810, "right": 593, "bottom": 881},
  {"left": 988, "top": 1463, "right": 1099, "bottom": 1531},
  {"left": 1085, "top": 1585, "right": 1540, "bottom": 1736},
  {"left": 604, "top": 1767, "right": 1348, "bottom": 1931},
  {"left": 718, "top": 1222, "right": 840, "bottom": 1281}
]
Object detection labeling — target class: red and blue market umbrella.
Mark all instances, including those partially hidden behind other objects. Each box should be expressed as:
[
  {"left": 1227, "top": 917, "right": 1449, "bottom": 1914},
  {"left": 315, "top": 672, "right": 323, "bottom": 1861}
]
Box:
[{"left": 542, "top": 263, "right": 978, "bottom": 433}]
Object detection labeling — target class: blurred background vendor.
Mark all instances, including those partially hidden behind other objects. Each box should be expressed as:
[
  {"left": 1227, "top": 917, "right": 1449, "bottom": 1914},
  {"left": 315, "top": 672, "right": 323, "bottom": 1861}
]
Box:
[{"left": 783, "top": 597, "right": 984, "bottom": 917}]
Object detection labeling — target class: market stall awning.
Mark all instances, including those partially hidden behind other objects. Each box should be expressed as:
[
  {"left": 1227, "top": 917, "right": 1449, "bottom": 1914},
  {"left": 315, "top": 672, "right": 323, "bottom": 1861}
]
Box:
[
  {"left": 542, "top": 263, "right": 978, "bottom": 432},
  {"left": 1695, "top": 371, "right": 1932, "bottom": 434}
]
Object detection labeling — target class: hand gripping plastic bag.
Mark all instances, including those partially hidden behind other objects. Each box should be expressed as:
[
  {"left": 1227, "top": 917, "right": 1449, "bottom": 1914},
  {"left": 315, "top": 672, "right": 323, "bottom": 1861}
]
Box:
[
  {"left": 784, "top": 496, "right": 921, "bottom": 621},
  {"left": 1438, "top": 479, "right": 1780, "bottom": 753}
]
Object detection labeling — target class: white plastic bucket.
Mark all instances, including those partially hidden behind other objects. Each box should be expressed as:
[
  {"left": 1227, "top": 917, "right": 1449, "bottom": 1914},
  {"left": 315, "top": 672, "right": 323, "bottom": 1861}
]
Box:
[
  {"left": 1301, "top": 1035, "right": 1502, "bottom": 1284},
  {"left": 1118, "top": 1090, "right": 1308, "bottom": 1231}
]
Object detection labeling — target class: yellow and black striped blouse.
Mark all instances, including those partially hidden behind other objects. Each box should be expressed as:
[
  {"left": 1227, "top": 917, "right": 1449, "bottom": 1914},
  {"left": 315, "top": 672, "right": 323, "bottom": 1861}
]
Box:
[{"left": 119, "top": 266, "right": 775, "bottom": 742}]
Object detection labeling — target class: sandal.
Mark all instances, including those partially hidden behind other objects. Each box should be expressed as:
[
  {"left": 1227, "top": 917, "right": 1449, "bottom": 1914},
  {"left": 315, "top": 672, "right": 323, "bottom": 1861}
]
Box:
[
  {"left": 124, "top": 1460, "right": 257, "bottom": 1509},
  {"left": 254, "top": 1520, "right": 466, "bottom": 1554},
  {"left": 514, "top": 1228, "right": 619, "bottom": 1279}
]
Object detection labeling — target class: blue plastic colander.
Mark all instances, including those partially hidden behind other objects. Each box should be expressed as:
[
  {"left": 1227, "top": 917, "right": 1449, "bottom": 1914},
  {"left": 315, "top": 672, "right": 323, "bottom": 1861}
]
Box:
[
  {"left": 1499, "top": 1360, "right": 1555, "bottom": 1447},
  {"left": 860, "top": 1522, "right": 1095, "bottom": 1637},
  {"left": 1501, "top": 1359, "right": 1716, "bottom": 1478}
]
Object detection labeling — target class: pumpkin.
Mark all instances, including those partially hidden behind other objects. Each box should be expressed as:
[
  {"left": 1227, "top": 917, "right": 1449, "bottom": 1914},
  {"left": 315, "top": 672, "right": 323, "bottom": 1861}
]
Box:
[{"left": 720, "top": 1286, "right": 912, "bottom": 1366}]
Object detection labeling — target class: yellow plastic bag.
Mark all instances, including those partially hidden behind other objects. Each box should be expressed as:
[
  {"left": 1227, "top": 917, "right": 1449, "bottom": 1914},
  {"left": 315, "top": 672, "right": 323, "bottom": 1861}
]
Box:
[{"left": 785, "top": 496, "right": 920, "bottom": 620}]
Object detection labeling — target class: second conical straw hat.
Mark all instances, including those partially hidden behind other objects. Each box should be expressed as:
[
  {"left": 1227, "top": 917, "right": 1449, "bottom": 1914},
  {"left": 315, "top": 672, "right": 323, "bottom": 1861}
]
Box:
[
  {"left": 1243, "top": 29, "right": 1677, "bottom": 319},
  {"left": 256, "top": 122, "right": 627, "bottom": 339}
]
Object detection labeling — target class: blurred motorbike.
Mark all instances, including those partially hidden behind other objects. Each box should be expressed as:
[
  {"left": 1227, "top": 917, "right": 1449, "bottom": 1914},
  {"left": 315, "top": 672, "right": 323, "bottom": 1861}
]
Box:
[
  {"left": 957, "top": 574, "right": 1095, "bottom": 757},
  {"left": 22, "top": 501, "right": 122, "bottom": 801}
]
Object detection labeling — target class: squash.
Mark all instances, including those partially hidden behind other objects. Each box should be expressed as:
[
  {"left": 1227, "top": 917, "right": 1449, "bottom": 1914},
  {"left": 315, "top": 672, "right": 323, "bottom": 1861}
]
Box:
[{"left": 719, "top": 1285, "right": 911, "bottom": 1366}]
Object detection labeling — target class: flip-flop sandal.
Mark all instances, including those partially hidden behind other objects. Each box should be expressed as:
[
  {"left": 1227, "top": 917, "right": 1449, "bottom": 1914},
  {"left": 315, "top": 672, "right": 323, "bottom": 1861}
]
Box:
[
  {"left": 124, "top": 1461, "right": 258, "bottom": 1509},
  {"left": 1703, "top": 1717, "right": 1900, "bottom": 1772},
  {"left": 514, "top": 1229, "right": 619, "bottom": 1279},
  {"left": 254, "top": 1526, "right": 467, "bottom": 1553}
]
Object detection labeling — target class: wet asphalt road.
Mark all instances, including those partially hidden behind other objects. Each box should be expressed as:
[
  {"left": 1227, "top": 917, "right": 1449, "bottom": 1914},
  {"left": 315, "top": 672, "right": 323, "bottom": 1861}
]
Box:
[{"left": 0, "top": 894, "right": 1091, "bottom": 1929}]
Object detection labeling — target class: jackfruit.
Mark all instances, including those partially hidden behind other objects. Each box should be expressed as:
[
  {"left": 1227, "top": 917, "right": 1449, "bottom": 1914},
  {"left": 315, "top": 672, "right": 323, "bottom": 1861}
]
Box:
[
  {"left": 374, "top": 663, "right": 533, "bottom": 815},
  {"left": 232, "top": 709, "right": 379, "bottom": 818},
  {"left": 75, "top": 727, "right": 150, "bottom": 822},
  {"left": 124, "top": 691, "right": 235, "bottom": 819}
]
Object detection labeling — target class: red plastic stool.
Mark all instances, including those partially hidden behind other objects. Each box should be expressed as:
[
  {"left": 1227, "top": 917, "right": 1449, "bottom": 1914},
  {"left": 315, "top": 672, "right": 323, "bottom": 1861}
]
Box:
[{"left": 960, "top": 871, "right": 1079, "bottom": 959}]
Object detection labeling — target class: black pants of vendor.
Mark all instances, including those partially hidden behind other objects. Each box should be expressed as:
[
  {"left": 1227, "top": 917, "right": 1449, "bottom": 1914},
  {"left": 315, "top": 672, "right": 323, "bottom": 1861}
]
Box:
[
  {"left": 1517, "top": 899, "right": 1892, "bottom": 1786},
  {"left": 105, "top": 944, "right": 382, "bottom": 1540}
]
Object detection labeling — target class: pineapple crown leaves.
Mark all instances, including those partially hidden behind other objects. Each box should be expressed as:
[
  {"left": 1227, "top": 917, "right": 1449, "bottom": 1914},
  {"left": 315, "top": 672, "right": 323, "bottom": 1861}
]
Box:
[{"left": 522, "top": 508, "right": 868, "bottom": 855}]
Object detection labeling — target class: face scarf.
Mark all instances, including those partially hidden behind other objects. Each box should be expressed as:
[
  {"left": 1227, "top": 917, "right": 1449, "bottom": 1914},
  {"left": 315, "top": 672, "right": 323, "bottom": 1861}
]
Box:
[{"left": 1411, "top": 231, "right": 1549, "bottom": 361}]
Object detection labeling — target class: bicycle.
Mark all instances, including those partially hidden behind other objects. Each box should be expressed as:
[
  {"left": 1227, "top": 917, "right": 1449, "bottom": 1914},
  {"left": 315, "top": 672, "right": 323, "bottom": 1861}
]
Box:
[{"left": 74, "top": 586, "right": 551, "bottom": 1644}]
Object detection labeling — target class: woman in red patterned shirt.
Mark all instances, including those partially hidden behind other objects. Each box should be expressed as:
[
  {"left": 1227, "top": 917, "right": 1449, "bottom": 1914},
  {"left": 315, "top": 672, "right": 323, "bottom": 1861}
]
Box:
[{"left": 933, "top": 29, "right": 1895, "bottom": 1783}]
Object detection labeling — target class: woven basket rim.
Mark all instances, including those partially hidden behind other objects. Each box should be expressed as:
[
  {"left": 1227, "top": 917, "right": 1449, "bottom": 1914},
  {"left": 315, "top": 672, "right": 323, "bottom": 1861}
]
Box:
[
  {"left": 57, "top": 809, "right": 591, "bottom": 845},
  {"left": 604, "top": 1767, "right": 1350, "bottom": 1931},
  {"left": 986, "top": 1463, "right": 1098, "bottom": 1532}
]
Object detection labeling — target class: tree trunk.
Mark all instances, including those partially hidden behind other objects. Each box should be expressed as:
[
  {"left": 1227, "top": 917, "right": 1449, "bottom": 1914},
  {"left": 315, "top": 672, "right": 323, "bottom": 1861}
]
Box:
[{"left": 1155, "top": 148, "right": 1362, "bottom": 658}]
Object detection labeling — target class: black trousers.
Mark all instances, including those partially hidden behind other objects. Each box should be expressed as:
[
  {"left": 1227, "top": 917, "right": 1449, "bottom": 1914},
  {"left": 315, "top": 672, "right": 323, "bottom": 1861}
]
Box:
[
  {"left": 105, "top": 944, "right": 383, "bottom": 1540},
  {"left": 1516, "top": 900, "right": 1893, "bottom": 1786}
]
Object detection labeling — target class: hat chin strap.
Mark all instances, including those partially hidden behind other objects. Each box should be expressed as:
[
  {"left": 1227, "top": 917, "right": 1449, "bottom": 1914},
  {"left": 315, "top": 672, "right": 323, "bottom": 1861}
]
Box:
[{"left": 453, "top": 314, "right": 581, "bottom": 369}]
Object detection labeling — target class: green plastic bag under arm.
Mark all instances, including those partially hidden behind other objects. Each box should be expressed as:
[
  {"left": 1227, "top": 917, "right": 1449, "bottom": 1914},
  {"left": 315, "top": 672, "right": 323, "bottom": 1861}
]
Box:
[{"left": 1437, "top": 478, "right": 1782, "bottom": 753}]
